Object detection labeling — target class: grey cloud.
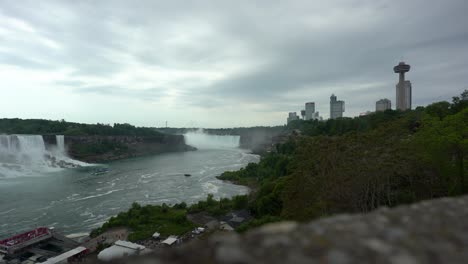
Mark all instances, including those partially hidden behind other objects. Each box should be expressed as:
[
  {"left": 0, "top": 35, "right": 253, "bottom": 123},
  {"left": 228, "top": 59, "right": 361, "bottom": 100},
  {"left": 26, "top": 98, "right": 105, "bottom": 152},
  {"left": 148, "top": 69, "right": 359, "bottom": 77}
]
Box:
[
  {"left": 0, "top": 0, "right": 467, "bottom": 125},
  {"left": 74, "top": 85, "right": 168, "bottom": 101}
]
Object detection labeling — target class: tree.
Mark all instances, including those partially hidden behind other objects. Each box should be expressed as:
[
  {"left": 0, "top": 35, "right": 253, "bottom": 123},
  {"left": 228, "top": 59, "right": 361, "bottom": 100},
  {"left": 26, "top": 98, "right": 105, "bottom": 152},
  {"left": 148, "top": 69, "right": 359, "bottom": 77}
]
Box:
[{"left": 414, "top": 108, "right": 468, "bottom": 194}]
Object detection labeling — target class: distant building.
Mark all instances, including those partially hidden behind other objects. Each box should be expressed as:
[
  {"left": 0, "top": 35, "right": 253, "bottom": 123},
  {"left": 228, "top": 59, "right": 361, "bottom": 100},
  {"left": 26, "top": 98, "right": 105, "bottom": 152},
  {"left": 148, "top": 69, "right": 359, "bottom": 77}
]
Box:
[
  {"left": 305, "top": 102, "right": 316, "bottom": 120},
  {"left": 287, "top": 112, "right": 299, "bottom": 124},
  {"left": 376, "top": 98, "right": 391, "bottom": 112},
  {"left": 313, "top": 112, "right": 320, "bottom": 120},
  {"left": 161, "top": 236, "right": 179, "bottom": 246},
  {"left": 300, "top": 110, "right": 306, "bottom": 120},
  {"left": 394, "top": 62, "right": 412, "bottom": 111},
  {"left": 330, "top": 94, "right": 345, "bottom": 119},
  {"left": 0, "top": 227, "right": 83, "bottom": 263},
  {"left": 98, "top": 240, "right": 150, "bottom": 261}
]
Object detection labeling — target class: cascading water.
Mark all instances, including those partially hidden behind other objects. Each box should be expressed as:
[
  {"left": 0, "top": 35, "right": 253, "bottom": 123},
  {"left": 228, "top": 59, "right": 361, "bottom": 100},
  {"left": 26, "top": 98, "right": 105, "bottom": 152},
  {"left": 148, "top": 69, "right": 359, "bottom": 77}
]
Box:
[
  {"left": 183, "top": 129, "right": 241, "bottom": 149},
  {"left": 56, "top": 135, "right": 65, "bottom": 153},
  {"left": 0, "top": 134, "right": 86, "bottom": 178}
]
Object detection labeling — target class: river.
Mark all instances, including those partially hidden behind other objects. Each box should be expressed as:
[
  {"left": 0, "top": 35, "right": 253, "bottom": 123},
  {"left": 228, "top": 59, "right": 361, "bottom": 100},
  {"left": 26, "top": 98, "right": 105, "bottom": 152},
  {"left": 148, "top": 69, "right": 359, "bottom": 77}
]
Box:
[{"left": 0, "top": 132, "right": 259, "bottom": 238}]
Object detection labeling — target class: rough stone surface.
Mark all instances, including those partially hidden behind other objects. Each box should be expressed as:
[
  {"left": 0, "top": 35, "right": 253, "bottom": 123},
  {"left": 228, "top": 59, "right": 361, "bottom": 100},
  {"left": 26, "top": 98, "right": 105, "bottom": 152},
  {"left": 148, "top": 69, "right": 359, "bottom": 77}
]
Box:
[
  {"left": 63, "top": 135, "right": 194, "bottom": 162},
  {"left": 92, "top": 196, "right": 468, "bottom": 264}
]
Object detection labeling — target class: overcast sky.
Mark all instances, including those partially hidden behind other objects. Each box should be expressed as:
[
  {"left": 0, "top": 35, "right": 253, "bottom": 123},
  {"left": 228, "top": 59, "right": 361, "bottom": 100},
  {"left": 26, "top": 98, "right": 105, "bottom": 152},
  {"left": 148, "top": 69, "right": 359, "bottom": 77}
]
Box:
[{"left": 0, "top": 0, "right": 467, "bottom": 128}]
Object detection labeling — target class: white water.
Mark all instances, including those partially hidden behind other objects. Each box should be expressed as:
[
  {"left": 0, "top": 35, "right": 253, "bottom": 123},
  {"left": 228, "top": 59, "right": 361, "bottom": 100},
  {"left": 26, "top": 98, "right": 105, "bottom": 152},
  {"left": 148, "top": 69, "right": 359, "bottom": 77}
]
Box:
[
  {"left": 0, "top": 135, "right": 86, "bottom": 178},
  {"left": 184, "top": 129, "right": 240, "bottom": 149},
  {"left": 56, "top": 135, "right": 65, "bottom": 153}
]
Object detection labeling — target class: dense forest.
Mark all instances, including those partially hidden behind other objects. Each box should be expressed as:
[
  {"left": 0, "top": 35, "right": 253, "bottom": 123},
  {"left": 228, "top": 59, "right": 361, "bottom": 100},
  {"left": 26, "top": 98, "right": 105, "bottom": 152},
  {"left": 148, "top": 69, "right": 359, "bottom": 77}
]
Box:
[{"left": 0, "top": 118, "right": 162, "bottom": 137}]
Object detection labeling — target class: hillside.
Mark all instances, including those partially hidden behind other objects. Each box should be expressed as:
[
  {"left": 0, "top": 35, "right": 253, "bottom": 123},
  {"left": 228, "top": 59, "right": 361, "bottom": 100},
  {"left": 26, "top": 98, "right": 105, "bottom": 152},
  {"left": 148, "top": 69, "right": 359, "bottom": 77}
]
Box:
[{"left": 219, "top": 90, "right": 467, "bottom": 226}]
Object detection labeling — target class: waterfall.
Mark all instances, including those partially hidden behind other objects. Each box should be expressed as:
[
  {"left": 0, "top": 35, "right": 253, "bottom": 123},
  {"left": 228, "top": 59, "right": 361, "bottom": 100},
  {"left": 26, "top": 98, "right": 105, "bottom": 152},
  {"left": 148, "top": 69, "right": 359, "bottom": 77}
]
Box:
[
  {"left": 56, "top": 135, "right": 65, "bottom": 154},
  {"left": 0, "top": 134, "right": 86, "bottom": 178},
  {"left": 0, "top": 135, "right": 47, "bottom": 166},
  {"left": 183, "top": 129, "right": 240, "bottom": 149}
]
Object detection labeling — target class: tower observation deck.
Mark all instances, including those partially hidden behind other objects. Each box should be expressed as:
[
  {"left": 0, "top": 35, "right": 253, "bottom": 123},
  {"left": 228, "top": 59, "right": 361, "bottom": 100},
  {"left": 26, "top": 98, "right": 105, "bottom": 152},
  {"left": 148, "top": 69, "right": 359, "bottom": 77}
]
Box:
[{"left": 394, "top": 62, "right": 412, "bottom": 111}]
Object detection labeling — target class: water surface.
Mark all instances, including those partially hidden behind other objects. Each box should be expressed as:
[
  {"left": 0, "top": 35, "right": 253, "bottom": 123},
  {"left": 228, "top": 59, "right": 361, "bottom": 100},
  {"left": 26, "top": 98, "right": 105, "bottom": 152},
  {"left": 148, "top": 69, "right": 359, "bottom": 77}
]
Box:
[{"left": 0, "top": 147, "right": 258, "bottom": 238}]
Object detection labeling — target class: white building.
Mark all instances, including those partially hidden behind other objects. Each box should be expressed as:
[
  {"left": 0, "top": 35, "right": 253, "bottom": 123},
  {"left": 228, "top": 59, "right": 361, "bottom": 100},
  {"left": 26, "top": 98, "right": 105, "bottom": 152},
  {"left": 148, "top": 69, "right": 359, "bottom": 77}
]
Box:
[
  {"left": 376, "top": 99, "right": 391, "bottom": 112},
  {"left": 330, "top": 94, "right": 345, "bottom": 119},
  {"left": 287, "top": 112, "right": 299, "bottom": 124},
  {"left": 42, "top": 247, "right": 87, "bottom": 264},
  {"left": 305, "top": 102, "right": 316, "bottom": 120},
  {"left": 161, "top": 236, "right": 179, "bottom": 246},
  {"left": 97, "top": 240, "right": 150, "bottom": 262}
]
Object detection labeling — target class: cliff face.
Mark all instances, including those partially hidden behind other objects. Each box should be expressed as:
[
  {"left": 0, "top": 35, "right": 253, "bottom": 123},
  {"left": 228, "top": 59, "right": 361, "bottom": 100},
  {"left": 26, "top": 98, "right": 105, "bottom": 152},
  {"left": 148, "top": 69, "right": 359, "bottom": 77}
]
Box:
[{"left": 43, "top": 135, "right": 195, "bottom": 163}]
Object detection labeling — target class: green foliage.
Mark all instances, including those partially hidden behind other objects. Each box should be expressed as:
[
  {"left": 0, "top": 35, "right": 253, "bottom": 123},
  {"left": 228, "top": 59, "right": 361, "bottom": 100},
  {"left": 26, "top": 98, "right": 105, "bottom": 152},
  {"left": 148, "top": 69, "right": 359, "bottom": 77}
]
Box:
[
  {"left": 217, "top": 143, "right": 294, "bottom": 218},
  {"left": 413, "top": 108, "right": 468, "bottom": 194},
  {"left": 0, "top": 118, "right": 163, "bottom": 137},
  {"left": 187, "top": 194, "right": 249, "bottom": 216},
  {"left": 279, "top": 91, "right": 468, "bottom": 221},
  {"left": 218, "top": 150, "right": 293, "bottom": 184},
  {"left": 71, "top": 140, "right": 129, "bottom": 158},
  {"left": 90, "top": 202, "right": 195, "bottom": 242}
]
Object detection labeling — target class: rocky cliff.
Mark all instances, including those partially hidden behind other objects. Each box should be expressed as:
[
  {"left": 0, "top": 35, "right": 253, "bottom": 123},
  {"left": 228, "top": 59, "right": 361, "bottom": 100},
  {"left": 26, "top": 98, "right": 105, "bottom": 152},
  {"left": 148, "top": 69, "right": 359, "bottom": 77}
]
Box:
[
  {"left": 99, "top": 195, "right": 468, "bottom": 264},
  {"left": 43, "top": 134, "right": 195, "bottom": 163}
]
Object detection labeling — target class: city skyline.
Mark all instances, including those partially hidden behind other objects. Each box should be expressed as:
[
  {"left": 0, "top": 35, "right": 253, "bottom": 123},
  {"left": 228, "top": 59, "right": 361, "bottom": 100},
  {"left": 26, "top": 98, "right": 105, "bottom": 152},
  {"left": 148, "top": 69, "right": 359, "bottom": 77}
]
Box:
[{"left": 1, "top": 1, "right": 467, "bottom": 128}]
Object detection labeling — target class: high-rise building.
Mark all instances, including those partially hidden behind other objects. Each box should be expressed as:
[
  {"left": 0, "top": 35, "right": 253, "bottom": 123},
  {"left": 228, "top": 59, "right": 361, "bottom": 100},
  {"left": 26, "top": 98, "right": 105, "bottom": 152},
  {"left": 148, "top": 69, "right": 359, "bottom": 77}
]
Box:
[
  {"left": 376, "top": 98, "right": 391, "bottom": 112},
  {"left": 394, "top": 62, "right": 412, "bottom": 111},
  {"left": 287, "top": 112, "right": 299, "bottom": 124},
  {"left": 330, "top": 94, "right": 345, "bottom": 119},
  {"left": 305, "top": 102, "right": 316, "bottom": 120}
]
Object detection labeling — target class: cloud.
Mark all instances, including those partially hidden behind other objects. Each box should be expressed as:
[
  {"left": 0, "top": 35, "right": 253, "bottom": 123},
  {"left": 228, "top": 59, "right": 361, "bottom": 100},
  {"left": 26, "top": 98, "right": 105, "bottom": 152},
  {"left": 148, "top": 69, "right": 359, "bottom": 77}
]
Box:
[{"left": 0, "top": 0, "right": 467, "bottom": 127}]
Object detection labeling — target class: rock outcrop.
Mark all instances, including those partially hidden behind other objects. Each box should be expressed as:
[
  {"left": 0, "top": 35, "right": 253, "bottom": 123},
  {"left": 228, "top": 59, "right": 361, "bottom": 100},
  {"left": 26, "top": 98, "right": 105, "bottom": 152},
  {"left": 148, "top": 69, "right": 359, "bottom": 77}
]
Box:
[
  {"left": 101, "top": 195, "right": 468, "bottom": 264},
  {"left": 43, "top": 134, "right": 195, "bottom": 163}
]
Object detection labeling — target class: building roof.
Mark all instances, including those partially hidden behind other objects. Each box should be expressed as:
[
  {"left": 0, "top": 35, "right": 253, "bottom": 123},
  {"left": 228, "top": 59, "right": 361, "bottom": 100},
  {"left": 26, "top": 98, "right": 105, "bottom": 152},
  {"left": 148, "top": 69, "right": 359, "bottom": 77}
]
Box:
[
  {"left": 0, "top": 227, "right": 52, "bottom": 254},
  {"left": 152, "top": 232, "right": 160, "bottom": 239},
  {"left": 97, "top": 240, "right": 147, "bottom": 261},
  {"left": 42, "top": 246, "right": 87, "bottom": 264},
  {"left": 161, "top": 236, "right": 178, "bottom": 246},
  {"left": 114, "top": 240, "right": 145, "bottom": 250}
]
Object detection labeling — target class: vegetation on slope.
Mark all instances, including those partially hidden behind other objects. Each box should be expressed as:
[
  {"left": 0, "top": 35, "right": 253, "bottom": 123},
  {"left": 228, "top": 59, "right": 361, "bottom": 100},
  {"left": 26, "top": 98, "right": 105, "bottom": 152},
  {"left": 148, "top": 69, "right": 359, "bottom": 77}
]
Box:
[
  {"left": 90, "top": 202, "right": 195, "bottom": 242},
  {"left": 0, "top": 119, "right": 162, "bottom": 137},
  {"left": 220, "top": 90, "right": 467, "bottom": 227},
  {"left": 91, "top": 194, "right": 249, "bottom": 241}
]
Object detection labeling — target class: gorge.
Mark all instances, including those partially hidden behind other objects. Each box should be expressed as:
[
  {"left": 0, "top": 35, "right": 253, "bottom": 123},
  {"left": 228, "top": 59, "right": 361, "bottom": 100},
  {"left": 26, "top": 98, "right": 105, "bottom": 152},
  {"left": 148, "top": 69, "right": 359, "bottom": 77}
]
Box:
[{"left": 0, "top": 131, "right": 259, "bottom": 238}]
